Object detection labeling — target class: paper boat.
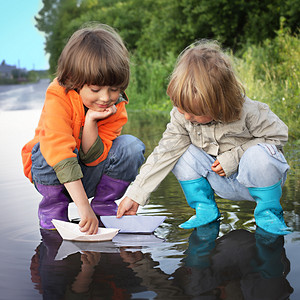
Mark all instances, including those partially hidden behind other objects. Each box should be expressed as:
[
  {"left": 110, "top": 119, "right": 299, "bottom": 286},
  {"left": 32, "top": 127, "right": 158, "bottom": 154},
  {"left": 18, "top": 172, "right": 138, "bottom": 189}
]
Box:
[
  {"left": 52, "top": 219, "right": 119, "bottom": 242},
  {"left": 100, "top": 215, "right": 166, "bottom": 233}
]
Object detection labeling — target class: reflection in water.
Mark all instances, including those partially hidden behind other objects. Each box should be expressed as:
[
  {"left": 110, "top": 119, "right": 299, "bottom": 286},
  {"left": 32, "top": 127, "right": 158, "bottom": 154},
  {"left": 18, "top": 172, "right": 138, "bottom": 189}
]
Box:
[
  {"left": 31, "top": 225, "right": 293, "bottom": 299},
  {"left": 31, "top": 230, "right": 147, "bottom": 299},
  {"left": 174, "top": 223, "right": 293, "bottom": 299}
]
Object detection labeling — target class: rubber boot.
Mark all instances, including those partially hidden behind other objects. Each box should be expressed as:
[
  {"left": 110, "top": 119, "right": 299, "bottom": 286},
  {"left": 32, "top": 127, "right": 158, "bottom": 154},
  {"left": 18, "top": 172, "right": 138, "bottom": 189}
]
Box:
[
  {"left": 91, "top": 174, "right": 130, "bottom": 216},
  {"left": 249, "top": 180, "right": 291, "bottom": 235},
  {"left": 36, "top": 183, "right": 70, "bottom": 230},
  {"left": 179, "top": 177, "right": 220, "bottom": 229}
]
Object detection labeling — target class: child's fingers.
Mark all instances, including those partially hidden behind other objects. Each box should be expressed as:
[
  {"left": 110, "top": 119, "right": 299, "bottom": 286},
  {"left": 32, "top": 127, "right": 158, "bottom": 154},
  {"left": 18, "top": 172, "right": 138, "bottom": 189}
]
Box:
[
  {"left": 79, "top": 218, "right": 98, "bottom": 235},
  {"left": 111, "top": 105, "right": 117, "bottom": 114},
  {"left": 211, "top": 163, "right": 226, "bottom": 176},
  {"left": 87, "top": 220, "right": 99, "bottom": 235},
  {"left": 211, "top": 159, "right": 220, "bottom": 167},
  {"left": 124, "top": 210, "right": 137, "bottom": 215},
  {"left": 117, "top": 197, "right": 132, "bottom": 218},
  {"left": 117, "top": 205, "right": 125, "bottom": 218},
  {"left": 79, "top": 218, "right": 87, "bottom": 230},
  {"left": 92, "top": 222, "right": 99, "bottom": 235}
]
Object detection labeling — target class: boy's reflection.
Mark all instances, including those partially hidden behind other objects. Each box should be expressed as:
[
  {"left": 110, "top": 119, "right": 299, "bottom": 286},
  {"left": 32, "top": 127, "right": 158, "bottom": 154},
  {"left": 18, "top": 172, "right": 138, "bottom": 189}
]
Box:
[
  {"left": 31, "top": 224, "right": 293, "bottom": 299},
  {"left": 31, "top": 230, "right": 144, "bottom": 299}
]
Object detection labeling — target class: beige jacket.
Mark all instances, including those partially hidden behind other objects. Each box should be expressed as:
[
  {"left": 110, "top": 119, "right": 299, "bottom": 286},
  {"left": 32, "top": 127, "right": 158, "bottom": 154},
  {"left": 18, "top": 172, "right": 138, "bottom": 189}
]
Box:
[{"left": 127, "top": 97, "right": 288, "bottom": 206}]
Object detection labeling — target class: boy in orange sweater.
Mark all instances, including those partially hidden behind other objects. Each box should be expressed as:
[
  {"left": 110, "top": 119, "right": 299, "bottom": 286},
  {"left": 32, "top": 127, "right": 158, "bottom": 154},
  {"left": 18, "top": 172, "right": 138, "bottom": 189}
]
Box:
[{"left": 22, "top": 24, "right": 145, "bottom": 234}]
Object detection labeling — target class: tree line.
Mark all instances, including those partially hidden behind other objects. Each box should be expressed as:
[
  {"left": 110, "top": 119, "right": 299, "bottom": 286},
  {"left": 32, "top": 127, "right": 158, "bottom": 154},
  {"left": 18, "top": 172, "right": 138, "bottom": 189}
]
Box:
[
  {"left": 36, "top": 0, "right": 299, "bottom": 75},
  {"left": 35, "top": 0, "right": 299, "bottom": 142}
]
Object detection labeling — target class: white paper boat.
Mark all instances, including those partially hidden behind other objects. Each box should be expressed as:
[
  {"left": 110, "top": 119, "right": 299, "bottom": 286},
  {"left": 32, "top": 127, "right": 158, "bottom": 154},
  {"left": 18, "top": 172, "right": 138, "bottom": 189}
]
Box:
[
  {"left": 52, "top": 219, "right": 119, "bottom": 242},
  {"left": 100, "top": 215, "right": 166, "bottom": 233}
]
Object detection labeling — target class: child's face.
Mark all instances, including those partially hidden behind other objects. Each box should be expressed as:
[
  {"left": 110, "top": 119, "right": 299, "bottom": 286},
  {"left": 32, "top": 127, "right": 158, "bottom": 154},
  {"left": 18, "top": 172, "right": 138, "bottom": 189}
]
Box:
[
  {"left": 177, "top": 108, "right": 213, "bottom": 124},
  {"left": 79, "top": 84, "right": 121, "bottom": 112}
]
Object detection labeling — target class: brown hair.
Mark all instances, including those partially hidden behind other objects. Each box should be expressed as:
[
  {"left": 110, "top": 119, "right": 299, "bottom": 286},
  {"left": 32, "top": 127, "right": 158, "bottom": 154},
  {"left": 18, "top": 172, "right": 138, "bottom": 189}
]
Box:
[
  {"left": 167, "top": 40, "right": 245, "bottom": 123},
  {"left": 57, "top": 23, "right": 129, "bottom": 93}
]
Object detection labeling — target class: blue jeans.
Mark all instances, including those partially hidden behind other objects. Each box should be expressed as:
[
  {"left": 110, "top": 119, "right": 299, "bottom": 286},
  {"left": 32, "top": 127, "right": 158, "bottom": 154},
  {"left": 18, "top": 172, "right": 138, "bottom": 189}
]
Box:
[
  {"left": 31, "top": 135, "right": 145, "bottom": 198},
  {"left": 172, "top": 143, "right": 290, "bottom": 201}
]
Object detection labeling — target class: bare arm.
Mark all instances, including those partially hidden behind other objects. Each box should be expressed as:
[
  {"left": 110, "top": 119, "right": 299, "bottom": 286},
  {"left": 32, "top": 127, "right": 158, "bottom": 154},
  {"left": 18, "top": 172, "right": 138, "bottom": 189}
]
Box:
[
  {"left": 81, "top": 106, "right": 117, "bottom": 154},
  {"left": 64, "top": 180, "right": 99, "bottom": 234},
  {"left": 72, "top": 106, "right": 117, "bottom": 232}
]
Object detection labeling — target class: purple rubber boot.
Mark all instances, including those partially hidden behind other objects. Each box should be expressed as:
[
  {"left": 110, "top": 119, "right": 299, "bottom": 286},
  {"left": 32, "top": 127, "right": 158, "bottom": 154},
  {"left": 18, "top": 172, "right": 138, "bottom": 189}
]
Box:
[
  {"left": 91, "top": 174, "right": 130, "bottom": 216},
  {"left": 36, "top": 183, "right": 70, "bottom": 230}
]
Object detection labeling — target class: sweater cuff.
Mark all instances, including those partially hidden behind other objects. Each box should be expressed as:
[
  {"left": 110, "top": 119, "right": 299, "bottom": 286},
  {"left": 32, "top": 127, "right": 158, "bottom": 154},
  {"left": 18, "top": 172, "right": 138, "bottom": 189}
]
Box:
[
  {"left": 53, "top": 157, "right": 83, "bottom": 184},
  {"left": 125, "top": 184, "right": 150, "bottom": 206},
  {"left": 79, "top": 136, "right": 104, "bottom": 164},
  {"left": 217, "top": 150, "right": 239, "bottom": 177}
]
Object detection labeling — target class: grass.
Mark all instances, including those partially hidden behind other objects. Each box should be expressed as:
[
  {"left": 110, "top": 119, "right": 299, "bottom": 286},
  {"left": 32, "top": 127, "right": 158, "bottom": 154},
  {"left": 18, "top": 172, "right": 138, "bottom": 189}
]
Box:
[{"left": 236, "top": 27, "right": 300, "bottom": 142}]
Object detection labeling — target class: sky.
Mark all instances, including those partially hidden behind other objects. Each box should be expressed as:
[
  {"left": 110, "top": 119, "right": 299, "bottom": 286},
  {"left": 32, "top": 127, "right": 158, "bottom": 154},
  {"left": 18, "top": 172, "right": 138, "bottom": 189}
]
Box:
[{"left": 0, "top": 0, "right": 49, "bottom": 71}]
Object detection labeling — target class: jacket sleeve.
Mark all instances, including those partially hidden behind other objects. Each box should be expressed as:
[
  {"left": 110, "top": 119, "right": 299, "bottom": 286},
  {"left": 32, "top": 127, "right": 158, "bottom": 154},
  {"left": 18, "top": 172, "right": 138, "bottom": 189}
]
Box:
[
  {"left": 39, "top": 85, "right": 83, "bottom": 184},
  {"left": 126, "top": 108, "right": 191, "bottom": 206},
  {"left": 217, "top": 101, "right": 288, "bottom": 177}
]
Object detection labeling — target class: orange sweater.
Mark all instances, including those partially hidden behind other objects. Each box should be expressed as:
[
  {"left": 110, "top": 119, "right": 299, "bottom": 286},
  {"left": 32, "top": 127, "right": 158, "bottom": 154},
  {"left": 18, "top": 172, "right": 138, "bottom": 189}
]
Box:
[{"left": 21, "top": 79, "right": 128, "bottom": 183}]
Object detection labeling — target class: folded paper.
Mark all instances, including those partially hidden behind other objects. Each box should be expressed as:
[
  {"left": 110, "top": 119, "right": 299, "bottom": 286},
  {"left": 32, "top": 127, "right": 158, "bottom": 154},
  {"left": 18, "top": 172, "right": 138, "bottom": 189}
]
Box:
[
  {"left": 52, "top": 219, "right": 119, "bottom": 242},
  {"left": 100, "top": 215, "right": 166, "bottom": 233}
]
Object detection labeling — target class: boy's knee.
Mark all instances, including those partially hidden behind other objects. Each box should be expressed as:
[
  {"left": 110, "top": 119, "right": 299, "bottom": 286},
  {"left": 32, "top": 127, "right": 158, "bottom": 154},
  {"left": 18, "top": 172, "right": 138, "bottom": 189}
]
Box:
[
  {"left": 241, "top": 145, "right": 271, "bottom": 174},
  {"left": 238, "top": 144, "right": 288, "bottom": 187},
  {"left": 172, "top": 145, "right": 207, "bottom": 181},
  {"left": 117, "top": 135, "right": 145, "bottom": 162}
]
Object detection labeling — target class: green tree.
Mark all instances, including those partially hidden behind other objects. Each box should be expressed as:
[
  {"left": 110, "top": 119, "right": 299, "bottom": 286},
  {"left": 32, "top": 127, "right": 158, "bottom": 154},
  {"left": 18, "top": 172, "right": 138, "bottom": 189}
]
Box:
[
  {"left": 179, "top": 0, "right": 299, "bottom": 50},
  {"left": 35, "top": 0, "right": 299, "bottom": 77},
  {"left": 35, "top": 0, "right": 81, "bottom": 74}
]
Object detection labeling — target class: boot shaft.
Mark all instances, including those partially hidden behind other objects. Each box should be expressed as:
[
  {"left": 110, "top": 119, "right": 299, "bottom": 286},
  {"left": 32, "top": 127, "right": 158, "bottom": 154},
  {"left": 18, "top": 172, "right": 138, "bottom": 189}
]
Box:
[
  {"left": 91, "top": 174, "right": 130, "bottom": 216},
  {"left": 180, "top": 177, "right": 215, "bottom": 209},
  {"left": 249, "top": 181, "right": 283, "bottom": 214},
  {"left": 179, "top": 177, "right": 220, "bottom": 229},
  {"left": 248, "top": 181, "right": 291, "bottom": 235},
  {"left": 36, "top": 183, "right": 70, "bottom": 230}
]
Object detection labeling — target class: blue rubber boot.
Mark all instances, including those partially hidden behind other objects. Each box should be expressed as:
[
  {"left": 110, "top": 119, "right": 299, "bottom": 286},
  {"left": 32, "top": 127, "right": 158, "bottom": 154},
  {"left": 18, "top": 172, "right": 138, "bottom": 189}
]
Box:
[
  {"left": 179, "top": 177, "right": 220, "bottom": 229},
  {"left": 249, "top": 181, "right": 292, "bottom": 235}
]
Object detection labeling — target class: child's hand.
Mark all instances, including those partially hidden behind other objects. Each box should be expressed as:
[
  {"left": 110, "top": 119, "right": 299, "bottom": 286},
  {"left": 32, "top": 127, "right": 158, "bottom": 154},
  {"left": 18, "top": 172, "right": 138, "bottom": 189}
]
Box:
[
  {"left": 78, "top": 204, "right": 99, "bottom": 235},
  {"left": 211, "top": 159, "right": 226, "bottom": 176},
  {"left": 86, "top": 105, "right": 117, "bottom": 121},
  {"left": 117, "top": 196, "right": 139, "bottom": 218}
]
